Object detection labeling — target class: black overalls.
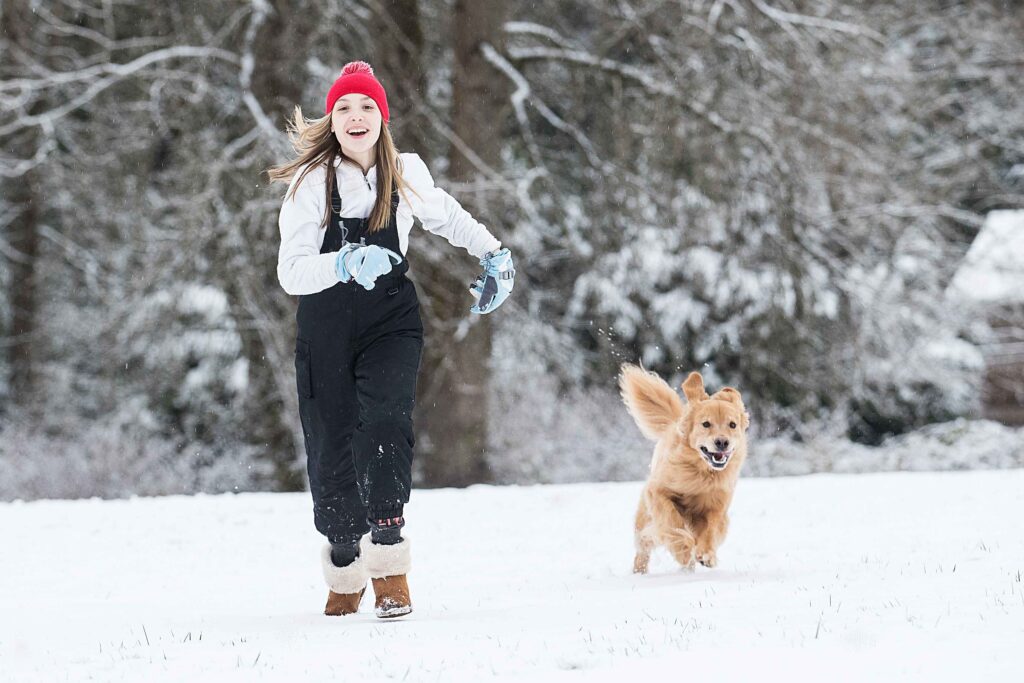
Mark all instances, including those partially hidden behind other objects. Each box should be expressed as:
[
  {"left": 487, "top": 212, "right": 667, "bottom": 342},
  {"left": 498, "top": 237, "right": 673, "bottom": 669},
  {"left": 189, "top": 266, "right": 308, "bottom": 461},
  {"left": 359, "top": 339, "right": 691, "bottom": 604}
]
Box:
[{"left": 294, "top": 176, "right": 423, "bottom": 547}]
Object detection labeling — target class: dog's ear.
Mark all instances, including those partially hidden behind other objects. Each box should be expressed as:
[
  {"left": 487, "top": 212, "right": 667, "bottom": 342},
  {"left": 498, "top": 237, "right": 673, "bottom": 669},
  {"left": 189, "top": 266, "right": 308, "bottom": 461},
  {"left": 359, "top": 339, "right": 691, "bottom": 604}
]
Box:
[
  {"left": 681, "top": 372, "right": 709, "bottom": 403},
  {"left": 711, "top": 387, "right": 749, "bottom": 430}
]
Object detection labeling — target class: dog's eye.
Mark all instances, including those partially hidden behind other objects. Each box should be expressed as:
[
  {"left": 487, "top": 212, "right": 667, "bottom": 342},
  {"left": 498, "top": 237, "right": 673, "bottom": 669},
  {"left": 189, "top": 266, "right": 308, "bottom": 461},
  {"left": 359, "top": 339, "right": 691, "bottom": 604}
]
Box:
[
  {"left": 729, "top": 421, "right": 737, "bottom": 429},
  {"left": 701, "top": 421, "right": 711, "bottom": 428}
]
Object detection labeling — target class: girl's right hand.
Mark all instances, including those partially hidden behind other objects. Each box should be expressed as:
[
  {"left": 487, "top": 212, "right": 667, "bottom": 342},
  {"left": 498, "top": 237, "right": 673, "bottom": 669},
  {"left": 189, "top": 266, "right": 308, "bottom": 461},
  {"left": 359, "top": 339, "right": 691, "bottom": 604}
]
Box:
[{"left": 336, "top": 244, "right": 403, "bottom": 290}]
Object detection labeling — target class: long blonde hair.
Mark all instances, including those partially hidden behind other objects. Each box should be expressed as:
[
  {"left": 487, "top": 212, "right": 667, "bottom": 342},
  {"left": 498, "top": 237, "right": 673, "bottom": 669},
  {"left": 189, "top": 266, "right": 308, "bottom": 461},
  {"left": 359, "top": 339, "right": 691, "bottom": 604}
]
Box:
[{"left": 266, "top": 106, "right": 417, "bottom": 233}]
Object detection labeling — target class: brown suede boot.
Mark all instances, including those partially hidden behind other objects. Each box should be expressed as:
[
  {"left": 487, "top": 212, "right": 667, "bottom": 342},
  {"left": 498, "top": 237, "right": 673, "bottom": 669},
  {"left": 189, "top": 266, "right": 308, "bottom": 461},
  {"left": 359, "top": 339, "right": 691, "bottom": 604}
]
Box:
[
  {"left": 325, "top": 587, "right": 365, "bottom": 616},
  {"left": 371, "top": 575, "right": 412, "bottom": 618},
  {"left": 361, "top": 535, "right": 413, "bottom": 619},
  {"left": 320, "top": 544, "right": 368, "bottom": 617}
]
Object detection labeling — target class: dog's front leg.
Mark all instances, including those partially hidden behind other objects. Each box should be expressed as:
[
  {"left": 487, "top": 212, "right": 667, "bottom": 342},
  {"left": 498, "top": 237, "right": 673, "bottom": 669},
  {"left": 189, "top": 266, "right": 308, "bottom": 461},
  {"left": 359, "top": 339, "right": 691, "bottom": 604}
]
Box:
[
  {"left": 633, "top": 499, "right": 655, "bottom": 574},
  {"left": 647, "top": 491, "right": 696, "bottom": 570},
  {"left": 696, "top": 512, "right": 729, "bottom": 568}
]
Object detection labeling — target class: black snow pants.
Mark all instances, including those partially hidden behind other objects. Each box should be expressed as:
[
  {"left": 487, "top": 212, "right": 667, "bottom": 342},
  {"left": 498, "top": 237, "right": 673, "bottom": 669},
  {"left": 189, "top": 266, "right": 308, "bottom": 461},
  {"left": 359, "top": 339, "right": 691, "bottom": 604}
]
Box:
[{"left": 294, "top": 181, "right": 423, "bottom": 546}]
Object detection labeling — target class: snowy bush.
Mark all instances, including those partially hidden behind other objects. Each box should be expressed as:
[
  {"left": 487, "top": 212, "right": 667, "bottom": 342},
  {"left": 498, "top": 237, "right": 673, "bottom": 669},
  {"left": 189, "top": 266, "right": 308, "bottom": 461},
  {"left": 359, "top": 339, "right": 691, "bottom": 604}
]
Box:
[
  {"left": 489, "top": 312, "right": 648, "bottom": 484},
  {"left": 489, "top": 313, "right": 1011, "bottom": 484},
  {"left": 748, "top": 418, "right": 1024, "bottom": 477},
  {"left": 116, "top": 283, "right": 250, "bottom": 448},
  {"left": 0, "top": 282, "right": 271, "bottom": 502},
  {"left": 0, "top": 403, "right": 269, "bottom": 502}
]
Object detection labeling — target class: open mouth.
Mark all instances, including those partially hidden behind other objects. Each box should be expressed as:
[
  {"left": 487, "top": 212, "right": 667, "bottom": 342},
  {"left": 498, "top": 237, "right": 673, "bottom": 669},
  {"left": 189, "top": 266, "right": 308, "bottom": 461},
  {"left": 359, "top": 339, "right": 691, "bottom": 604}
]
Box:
[
  {"left": 346, "top": 127, "right": 369, "bottom": 139},
  {"left": 699, "top": 446, "right": 732, "bottom": 470}
]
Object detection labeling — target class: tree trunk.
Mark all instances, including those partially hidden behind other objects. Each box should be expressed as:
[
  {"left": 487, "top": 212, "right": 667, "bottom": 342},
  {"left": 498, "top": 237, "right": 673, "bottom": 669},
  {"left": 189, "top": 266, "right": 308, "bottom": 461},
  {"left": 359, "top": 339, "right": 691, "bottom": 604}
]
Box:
[
  {"left": 237, "top": 0, "right": 311, "bottom": 489},
  {"left": 371, "top": 0, "right": 430, "bottom": 161},
  {"left": 416, "top": 0, "right": 511, "bottom": 487},
  {"left": 5, "top": 165, "right": 40, "bottom": 407},
  {"left": 1, "top": 3, "right": 43, "bottom": 410}
]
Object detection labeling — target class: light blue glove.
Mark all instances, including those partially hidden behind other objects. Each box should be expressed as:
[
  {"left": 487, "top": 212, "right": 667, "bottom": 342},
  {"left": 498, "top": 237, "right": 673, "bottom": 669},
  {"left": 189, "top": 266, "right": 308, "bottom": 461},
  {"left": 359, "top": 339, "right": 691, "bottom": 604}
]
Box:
[
  {"left": 336, "top": 243, "right": 403, "bottom": 290},
  {"left": 470, "top": 247, "right": 515, "bottom": 314}
]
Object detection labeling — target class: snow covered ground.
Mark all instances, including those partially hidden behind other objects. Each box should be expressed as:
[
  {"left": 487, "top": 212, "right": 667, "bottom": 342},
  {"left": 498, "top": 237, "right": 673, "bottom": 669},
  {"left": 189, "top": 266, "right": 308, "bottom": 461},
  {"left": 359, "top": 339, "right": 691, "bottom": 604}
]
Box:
[{"left": 2, "top": 470, "right": 1023, "bottom": 682}]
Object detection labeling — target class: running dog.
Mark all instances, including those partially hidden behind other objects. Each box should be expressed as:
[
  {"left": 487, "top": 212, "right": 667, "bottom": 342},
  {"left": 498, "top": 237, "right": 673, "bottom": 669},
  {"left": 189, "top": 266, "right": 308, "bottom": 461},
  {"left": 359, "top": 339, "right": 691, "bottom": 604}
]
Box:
[{"left": 619, "top": 365, "right": 750, "bottom": 573}]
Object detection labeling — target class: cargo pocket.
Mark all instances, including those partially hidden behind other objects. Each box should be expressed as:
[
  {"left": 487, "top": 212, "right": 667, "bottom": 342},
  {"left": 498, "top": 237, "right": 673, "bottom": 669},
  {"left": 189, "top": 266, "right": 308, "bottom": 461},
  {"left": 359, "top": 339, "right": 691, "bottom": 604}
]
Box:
[{"left": 295, "top": 338, "right": 313, "bottom": 399}]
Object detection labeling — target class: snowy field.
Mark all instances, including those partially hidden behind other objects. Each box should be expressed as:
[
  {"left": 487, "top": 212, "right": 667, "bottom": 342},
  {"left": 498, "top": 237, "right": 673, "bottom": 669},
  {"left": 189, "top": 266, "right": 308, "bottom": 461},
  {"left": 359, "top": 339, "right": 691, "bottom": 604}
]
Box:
[{"left": 2, "top": 470, "right": 1023, "bottom": 682}]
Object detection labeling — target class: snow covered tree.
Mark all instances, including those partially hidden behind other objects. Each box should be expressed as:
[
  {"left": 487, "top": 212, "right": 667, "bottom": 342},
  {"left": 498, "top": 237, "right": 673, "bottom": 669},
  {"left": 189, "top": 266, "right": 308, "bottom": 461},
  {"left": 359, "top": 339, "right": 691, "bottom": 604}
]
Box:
[
  {"left": 2, "top": 0, "right": 1021, "bottom": 498},
  {"left": 487, "top": 0, "right": 1021, "bottom": 449}
]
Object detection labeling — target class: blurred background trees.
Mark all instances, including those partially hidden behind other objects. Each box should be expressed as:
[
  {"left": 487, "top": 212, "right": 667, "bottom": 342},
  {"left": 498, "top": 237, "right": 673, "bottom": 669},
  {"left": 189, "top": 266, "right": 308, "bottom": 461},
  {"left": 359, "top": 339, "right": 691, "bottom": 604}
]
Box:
[{"left": 1, "top": 0, "right": 1021, "bottom": 499}]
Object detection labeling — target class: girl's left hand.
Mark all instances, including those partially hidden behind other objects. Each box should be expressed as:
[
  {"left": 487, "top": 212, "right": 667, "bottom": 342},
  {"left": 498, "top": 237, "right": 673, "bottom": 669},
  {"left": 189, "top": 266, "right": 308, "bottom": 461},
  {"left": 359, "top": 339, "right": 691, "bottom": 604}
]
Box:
[{"left": 470, "top": 248, "right": 515, "bottom": 314}]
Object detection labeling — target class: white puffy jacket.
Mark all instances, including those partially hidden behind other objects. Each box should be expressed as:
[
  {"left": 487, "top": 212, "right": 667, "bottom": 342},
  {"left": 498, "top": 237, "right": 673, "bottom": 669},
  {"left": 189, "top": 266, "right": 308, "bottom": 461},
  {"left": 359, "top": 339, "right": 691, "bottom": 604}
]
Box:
[{"left": 277, "top": 152, "right": 501, "bottom": 296}]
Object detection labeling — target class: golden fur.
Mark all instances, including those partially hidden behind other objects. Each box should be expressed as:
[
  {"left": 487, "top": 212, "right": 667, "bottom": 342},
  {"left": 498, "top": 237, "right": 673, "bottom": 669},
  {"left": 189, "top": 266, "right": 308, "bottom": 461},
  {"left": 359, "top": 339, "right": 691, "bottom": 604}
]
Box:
[{"left": 619, "top": 365, "right": 750, "bottom": 573}]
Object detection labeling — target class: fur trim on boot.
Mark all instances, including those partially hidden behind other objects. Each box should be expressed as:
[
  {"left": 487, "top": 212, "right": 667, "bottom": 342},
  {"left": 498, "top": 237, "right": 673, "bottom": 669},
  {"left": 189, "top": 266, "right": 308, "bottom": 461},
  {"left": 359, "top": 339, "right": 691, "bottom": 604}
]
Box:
[
  {"left": 361, "top": 535, "right": 412, "bottom": 618},
  {"left": 320, "top": 544, "right": 368, "bottom": 615},
  {"left": 360, "top": 535, "right": 412, "bottom": 578}
]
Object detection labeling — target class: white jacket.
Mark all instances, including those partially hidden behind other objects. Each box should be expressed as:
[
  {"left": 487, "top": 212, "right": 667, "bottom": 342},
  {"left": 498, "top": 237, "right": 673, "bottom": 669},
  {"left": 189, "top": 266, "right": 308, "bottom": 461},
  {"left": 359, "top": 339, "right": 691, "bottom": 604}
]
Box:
[{"left": 277, "top": 152, "right": 502, "bottom": 296}]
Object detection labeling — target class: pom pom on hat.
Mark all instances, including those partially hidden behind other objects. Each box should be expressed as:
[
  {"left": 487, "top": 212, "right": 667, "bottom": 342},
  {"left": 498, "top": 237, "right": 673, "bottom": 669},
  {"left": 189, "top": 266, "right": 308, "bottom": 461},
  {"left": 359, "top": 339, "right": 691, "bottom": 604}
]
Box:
[
  {"left": 341, "top": 61, "right": 374, "bottom": 76},
  {"left": 325, "top": 61, "right": 390, "bottom": 122}
]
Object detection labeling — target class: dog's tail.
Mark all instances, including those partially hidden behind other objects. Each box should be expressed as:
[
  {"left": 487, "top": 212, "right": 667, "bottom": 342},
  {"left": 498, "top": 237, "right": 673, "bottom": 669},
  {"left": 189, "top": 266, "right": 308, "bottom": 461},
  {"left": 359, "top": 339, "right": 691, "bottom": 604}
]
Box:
[{"left": 618, "top": 364, "right": 684, "bottom": 441}]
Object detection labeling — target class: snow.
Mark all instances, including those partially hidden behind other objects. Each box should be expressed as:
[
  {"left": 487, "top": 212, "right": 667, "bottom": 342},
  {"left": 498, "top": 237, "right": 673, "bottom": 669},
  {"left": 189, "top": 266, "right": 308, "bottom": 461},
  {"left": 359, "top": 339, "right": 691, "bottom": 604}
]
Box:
[
  {"left": 949, "top": 209, "right": 1024, "bottom": 305},
  {"left": 749, "top": 418, "right": 1024, "bottom": 477},
  {"left": 2, "top": 471, "right": 1023, "bottom": 682}
]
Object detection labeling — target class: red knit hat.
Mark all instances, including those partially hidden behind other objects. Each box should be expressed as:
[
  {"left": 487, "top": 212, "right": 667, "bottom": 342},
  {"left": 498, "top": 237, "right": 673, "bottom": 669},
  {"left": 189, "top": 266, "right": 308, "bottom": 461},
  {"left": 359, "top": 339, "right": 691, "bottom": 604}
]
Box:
[{"left": 324, "top": 61, "right": 390, "bottom": 122}]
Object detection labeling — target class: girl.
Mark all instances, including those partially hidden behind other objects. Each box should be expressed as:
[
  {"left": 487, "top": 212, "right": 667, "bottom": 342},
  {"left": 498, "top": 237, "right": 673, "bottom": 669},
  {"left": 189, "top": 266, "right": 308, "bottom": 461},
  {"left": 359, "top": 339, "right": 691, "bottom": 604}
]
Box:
[{"left": 268, "top": 62, "right": 515, "bottom": 619}]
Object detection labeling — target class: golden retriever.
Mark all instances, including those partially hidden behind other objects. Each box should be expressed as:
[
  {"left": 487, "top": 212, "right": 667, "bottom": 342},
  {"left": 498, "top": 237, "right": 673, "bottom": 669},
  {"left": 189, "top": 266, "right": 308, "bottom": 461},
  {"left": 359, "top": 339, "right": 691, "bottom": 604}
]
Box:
[{"left": 619, "top": 365, "right": 750, "bottom": 573}]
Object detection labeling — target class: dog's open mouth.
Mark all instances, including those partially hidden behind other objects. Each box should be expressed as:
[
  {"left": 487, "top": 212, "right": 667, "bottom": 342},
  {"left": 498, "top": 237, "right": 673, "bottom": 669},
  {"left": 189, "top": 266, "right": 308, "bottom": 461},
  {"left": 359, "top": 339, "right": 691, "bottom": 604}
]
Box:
[{"left": 699, "top": 446, "right": 732, "bottom": 470}]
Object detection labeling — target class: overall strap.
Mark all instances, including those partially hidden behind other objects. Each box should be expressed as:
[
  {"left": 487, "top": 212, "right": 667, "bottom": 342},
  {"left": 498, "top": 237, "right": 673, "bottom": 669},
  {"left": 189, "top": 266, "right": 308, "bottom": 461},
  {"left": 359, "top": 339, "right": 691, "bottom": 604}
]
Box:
[{"left": 323, "top": 171, "right": 405, "bottom": 276}]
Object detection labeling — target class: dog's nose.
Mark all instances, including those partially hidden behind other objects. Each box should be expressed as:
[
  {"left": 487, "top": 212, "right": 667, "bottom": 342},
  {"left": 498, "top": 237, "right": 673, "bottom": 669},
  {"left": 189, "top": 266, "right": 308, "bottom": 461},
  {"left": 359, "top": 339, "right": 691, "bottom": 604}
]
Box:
[{"left": 714, "top": 438, "right": 730, "bottom": 451}]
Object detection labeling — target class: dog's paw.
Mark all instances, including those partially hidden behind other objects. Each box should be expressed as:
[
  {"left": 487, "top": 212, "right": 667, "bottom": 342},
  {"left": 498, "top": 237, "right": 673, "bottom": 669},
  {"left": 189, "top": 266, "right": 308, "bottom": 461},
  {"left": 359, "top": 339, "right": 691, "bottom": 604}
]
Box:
[
  {"left": 697, "top": 552, "right": 717, "bottom": 568},
  {"left": 632, "top": 554, "right": 650, "bottom": 574}
]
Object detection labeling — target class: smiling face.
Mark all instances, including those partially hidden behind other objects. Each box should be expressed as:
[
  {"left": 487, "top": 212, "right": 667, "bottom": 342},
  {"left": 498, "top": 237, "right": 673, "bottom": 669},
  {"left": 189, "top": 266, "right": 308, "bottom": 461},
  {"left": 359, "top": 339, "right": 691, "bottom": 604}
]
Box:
[
  {"left": 677, "top": 373, "right": 750, "bottom": 473},
  {"left": 686, "top": 398, "right": 749, "bottom": 471},
  {"left": 330, "top": 93, "right": 383, "bottom": 165}
]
